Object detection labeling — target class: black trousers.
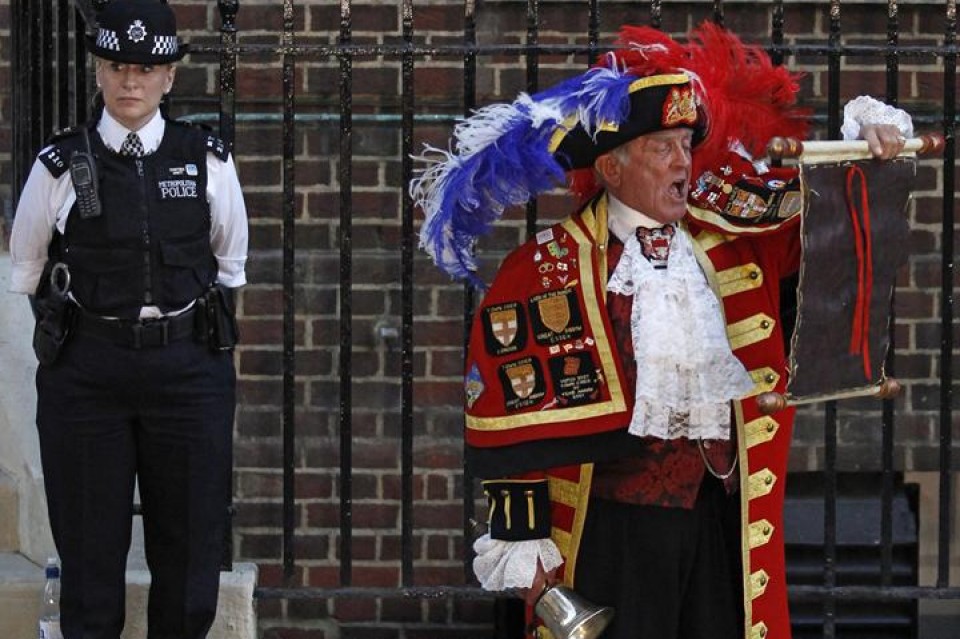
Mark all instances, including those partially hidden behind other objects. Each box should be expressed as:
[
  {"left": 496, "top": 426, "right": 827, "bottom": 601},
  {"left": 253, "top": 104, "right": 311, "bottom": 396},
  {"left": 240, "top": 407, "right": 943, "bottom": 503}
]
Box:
[
  {"left": 574, "top": 477, "right": 744, "bottom": 639},
  {"left": 36, "top": 330, "right": 235, "bottom": 639}
]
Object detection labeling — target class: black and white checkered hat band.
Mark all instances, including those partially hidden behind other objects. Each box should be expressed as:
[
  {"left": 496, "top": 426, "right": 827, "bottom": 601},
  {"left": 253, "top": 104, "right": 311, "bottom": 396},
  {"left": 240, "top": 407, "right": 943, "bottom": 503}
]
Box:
[
  {"left": 152, "top": 35, "right": 179, "bottom": 57},
  {"left": 96, "top": 28, "right": 121, "bottom": 52}
]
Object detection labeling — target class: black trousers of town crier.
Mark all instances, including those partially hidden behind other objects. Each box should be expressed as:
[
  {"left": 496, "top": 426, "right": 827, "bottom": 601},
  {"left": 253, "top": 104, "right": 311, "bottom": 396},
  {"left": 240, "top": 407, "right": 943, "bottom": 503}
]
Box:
[
  {"left": 574, "top": 476, "right": 744, "bottom": 639},
  {"left": 35, "top": 329, "right": 236, "bottom": 639}
]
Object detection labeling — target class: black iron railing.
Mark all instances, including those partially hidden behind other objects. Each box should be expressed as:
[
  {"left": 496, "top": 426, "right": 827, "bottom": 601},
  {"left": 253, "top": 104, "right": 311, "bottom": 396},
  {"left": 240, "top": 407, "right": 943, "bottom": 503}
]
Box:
[{"left": 8, "top": 1, "right": 958, "bottom": 636}]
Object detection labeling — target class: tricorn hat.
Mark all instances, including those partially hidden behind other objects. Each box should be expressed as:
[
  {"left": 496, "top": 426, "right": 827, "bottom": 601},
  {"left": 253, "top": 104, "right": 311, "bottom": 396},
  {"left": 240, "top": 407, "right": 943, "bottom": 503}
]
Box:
[{"left": 87, "top": 0, "right": 187, "bottom": 64}]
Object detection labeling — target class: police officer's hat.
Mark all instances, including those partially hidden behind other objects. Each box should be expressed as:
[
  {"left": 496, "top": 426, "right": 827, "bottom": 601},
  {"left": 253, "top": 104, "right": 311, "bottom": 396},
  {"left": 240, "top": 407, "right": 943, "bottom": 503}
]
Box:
[{"left": 87, "top": 0, "right": 187, "bottom": 64}]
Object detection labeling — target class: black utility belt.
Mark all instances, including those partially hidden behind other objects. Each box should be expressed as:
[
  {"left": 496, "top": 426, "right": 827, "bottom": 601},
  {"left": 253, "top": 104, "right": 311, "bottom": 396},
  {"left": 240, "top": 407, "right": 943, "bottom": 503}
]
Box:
[{"left": 75, "top": 307, "right": 198, "bottom": 349}]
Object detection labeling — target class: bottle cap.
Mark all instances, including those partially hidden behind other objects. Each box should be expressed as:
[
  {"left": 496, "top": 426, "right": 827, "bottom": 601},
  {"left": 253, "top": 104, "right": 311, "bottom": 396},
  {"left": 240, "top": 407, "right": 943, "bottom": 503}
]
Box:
[{"left": 44, "top": 557, "right": 60, "bottom": 579}]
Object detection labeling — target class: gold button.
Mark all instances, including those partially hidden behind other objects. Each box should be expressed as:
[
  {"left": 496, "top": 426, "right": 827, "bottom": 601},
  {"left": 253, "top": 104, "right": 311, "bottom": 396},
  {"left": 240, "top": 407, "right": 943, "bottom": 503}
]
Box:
[
  {"left": 760, "top": 575, "right": 768, "bottom": 585},
  {"left": 763, "top": 525, "right": 771, "bottom": 535},
  {"left": 760, "top": 320, "right": 771, "bottom": 329},
  {"left": 749, "top": 270, "right": 760, "bottom": 280},
  {"left": 766, "top": 423, "right": 776, "bottom": 433},
  {"left": 764, "top": 373, "right": 776, "bottom": 384},
  {"left": 765, "top": 475, "right": 774, "bottom": 485}
]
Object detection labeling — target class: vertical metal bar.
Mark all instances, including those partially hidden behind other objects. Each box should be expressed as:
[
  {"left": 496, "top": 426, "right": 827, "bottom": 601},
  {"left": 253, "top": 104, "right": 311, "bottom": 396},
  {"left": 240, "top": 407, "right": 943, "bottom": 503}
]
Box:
[
  {"left": 822, "top": 5, "right": 842, "bottom": 635},
  {"left": 650, "top": 0, "right": 662, "bottom": 31},
  {"left": 217, "top": 0, "right": 240, "bottom": 574},
  {"left": 823, "top": 401, "right": 838, "bottom": 639},
  {"left": 461, "top": 0, "right": 478, "bottom": 581},
  {"left": 712, "top": 0, "right": 725, "bottom": 26},
  {"left": 28, "top": 1, "right": 44, "bottom": 156},
  {"left": 41, "top": 1, "right": 54, "bottom": 142},
  {"left": 56, "top": 1, "right": 70, "bottom": 130},
  {"left": 218, "top": 1, "right": 239, "bottom": 147},
  {"left": 524, "top": 0, "right": 539, "bottom": 239},
  {"left": 937, "top": 0, "right": 957, "bottom": 590},
  {"left": 885, "top": 0, "right": 900, "bottom": 106},
  {"left": 587, "top": 0, "right": 600, "bottom": 65},
  {"left": 826, "top": 1, "right": 842, "bottom": 138},
  {"left": 879, "top": 0, "right": 900, "bottom": 589},
  {"left": 281, "top": 0, "right": 298, "bottom": 581},
  {"left": 770, "top": 0, "right": 785, "bottom": 66},
  {"left": 400, "top": 0, "right": 416, "bottom": 587},
  {"left": 11, "top": 0, "right": 25, "bottom": 201},
  {"left": 73, "top": 6, "right": 89, "bottom": 125},
  {"left": 338, "top": 0, "right": 355, "bottom": 587}
]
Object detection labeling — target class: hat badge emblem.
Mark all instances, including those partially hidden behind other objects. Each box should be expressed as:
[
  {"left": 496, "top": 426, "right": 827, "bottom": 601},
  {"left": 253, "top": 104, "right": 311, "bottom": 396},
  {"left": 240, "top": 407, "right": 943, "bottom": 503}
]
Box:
[{"left": 127, "top": 20, "right": 148, "bottom": 43}]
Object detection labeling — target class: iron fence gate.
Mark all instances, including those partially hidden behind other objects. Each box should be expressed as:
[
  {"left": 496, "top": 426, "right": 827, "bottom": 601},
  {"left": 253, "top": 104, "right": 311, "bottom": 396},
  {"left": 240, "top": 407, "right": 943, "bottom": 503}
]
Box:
[{"left": 8, "top": 0, "right": 959, "bottom": 637}]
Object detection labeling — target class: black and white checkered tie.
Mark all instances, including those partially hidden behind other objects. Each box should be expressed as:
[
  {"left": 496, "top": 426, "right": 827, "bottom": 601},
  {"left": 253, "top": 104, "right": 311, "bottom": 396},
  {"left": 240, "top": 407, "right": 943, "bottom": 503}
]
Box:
[{"left": 120, "top": 132, "right": 145, "bottom": 157}]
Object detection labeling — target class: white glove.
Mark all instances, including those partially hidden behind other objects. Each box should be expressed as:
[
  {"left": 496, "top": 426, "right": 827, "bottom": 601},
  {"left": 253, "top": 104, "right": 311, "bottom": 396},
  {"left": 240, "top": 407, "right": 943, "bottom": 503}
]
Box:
[
  {"left": 471, "top": 533, "right": 564, "bottom": 591},
  {"left": 841, "top": 95, "right": 914, "bottom": 141}
]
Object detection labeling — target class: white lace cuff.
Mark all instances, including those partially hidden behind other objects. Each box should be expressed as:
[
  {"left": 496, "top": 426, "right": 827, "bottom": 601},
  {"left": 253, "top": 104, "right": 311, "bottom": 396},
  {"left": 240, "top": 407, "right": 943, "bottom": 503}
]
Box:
[
  {"left": 472, "top": 534, "right": 564, "bottom": 591},
  {"left": 840, "top": 95, "right": 914, "bottom": 141}
]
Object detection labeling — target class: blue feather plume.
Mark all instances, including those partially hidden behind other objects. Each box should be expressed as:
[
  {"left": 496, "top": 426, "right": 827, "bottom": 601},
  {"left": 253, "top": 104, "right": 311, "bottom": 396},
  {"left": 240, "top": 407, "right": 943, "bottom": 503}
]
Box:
[{"left": 411, "top": 62, "right": 639, "bottom": 287}]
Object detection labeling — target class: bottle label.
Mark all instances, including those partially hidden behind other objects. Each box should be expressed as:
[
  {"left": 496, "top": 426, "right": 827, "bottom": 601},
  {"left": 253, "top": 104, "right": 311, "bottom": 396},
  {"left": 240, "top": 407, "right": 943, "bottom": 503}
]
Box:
[{"left": 39, "top": 619, "right": 63, "bottom": 639}]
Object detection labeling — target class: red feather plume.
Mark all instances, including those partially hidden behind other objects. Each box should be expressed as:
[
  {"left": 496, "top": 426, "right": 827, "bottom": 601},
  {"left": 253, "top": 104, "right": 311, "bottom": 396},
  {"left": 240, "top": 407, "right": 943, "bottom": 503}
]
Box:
[{"left": 569, "top": 22, "right": 811, "bottom": 205}]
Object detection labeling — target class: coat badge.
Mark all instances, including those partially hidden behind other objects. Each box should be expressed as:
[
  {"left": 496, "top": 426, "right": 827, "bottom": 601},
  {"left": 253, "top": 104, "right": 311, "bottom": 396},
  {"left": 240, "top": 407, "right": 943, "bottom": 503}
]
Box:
[
  {"left": 498, "top": 357, "right": 546, "bottom": 411},
  {"left": 482, "top": 302, "right": 526, "bottom": 356},
  {"left": 465, "top": 363, "right": 484, "bottom": 409},
  {"left": 536, "top": 293, "right": 571, "bottom": 334},
  {"left": 490, "top": 307, "right": 519, "bottom": 347}
]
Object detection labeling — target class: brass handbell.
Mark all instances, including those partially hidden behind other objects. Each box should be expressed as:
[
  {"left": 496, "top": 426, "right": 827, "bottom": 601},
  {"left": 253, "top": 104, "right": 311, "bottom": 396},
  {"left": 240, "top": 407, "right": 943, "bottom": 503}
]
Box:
[{"left": 534, "top": 584, "right": 615, "bottom": 639}]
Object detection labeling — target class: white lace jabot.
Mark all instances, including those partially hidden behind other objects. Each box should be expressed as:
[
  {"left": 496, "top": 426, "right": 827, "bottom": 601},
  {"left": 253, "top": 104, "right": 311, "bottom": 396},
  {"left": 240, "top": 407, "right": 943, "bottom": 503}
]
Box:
[{"left": 607, "top": 214, "right": 755, "bottom": 440}]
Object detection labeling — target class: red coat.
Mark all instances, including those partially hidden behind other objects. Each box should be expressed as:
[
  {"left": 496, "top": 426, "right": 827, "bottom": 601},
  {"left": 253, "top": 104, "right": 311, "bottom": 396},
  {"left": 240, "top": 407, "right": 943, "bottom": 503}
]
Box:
[{"left": 466, "top": 192, "right": 801, "bottom": 639}]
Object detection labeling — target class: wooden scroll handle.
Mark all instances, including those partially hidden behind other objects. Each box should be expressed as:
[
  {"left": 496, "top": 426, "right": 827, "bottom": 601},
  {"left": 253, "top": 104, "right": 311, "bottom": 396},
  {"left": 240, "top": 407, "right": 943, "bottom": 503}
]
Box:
[
  {"left": 767, "top": 133, "right": 945, "bottom": 161},
  {"left": 755, "top": 378, "right": 903, "bottom": 415}
]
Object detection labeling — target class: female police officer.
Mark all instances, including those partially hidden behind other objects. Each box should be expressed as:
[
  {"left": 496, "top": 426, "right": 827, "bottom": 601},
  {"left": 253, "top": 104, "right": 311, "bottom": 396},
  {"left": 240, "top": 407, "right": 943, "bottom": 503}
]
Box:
[{"left": 8, "top": 1, "right": 248, "bottom": 638}]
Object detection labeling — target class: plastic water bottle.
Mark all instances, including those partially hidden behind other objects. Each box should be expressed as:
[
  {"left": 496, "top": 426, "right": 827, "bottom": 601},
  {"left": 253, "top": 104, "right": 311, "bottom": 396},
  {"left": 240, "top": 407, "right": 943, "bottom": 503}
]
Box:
[{"left": 38, "top": 557, "right": 63, "bottom": 639}]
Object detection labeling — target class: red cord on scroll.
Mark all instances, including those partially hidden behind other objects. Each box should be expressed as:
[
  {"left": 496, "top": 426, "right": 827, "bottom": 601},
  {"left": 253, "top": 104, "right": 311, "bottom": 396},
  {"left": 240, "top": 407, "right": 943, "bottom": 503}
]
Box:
[{"left": 845, "top": 165, "right": 873, "bottom": 380}]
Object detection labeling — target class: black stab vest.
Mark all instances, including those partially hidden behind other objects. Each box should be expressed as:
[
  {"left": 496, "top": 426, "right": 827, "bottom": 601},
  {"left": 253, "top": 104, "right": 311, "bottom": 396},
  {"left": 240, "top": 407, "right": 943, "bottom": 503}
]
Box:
[{"left": 51, "top": 121, "right": 218, "bottom": 319}]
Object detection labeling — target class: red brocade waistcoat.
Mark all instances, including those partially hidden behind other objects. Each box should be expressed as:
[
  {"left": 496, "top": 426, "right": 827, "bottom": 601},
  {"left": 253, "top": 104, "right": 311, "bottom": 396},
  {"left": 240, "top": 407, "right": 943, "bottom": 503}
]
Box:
[{"left": 466, "top": 193, "right": 803, "bottom": 639}]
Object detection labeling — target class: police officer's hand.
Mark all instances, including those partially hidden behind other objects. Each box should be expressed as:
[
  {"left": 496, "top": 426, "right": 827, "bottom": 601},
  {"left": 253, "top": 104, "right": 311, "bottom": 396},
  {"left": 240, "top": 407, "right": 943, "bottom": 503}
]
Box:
[{"left": 860, "top": 123, "right": 907, "bottom": 160}]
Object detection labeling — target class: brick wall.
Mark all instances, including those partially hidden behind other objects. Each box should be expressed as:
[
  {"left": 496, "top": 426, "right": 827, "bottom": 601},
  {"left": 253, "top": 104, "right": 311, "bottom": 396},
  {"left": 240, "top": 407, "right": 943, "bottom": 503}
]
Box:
[{"left": 1, "top": 2, "right": 957, "bottom": 637}]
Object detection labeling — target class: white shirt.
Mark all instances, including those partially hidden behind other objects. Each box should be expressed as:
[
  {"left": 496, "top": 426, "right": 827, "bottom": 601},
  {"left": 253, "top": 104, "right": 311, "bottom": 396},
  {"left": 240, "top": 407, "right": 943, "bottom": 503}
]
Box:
[{"left": 8, "top": 109, "right": 249, "bottom": 314}]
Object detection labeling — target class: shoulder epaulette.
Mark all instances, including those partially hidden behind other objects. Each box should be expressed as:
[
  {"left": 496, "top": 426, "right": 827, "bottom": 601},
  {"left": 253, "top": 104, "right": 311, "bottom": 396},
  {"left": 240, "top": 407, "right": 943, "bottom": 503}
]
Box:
[
  {"left": 168, "top": 118, "right": 231, "bottom": 161},
  {"left": 169, "top": 116, "right": 212, "bottom": 132},
  {"left": 45, "top": 125, "right": 82, "bottom": 145},
  {"left": 204, "top": 133, "right": 230, "bottom": 162},
  {"left": 37, "top": 127, "right": 85, "bottom": 178}
]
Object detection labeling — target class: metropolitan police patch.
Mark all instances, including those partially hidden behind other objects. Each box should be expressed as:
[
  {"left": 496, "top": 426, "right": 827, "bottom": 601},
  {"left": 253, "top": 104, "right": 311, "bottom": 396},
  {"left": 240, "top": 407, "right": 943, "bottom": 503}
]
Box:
[{"left": 157, "top": 178, "right": 199, "bottom": 200}]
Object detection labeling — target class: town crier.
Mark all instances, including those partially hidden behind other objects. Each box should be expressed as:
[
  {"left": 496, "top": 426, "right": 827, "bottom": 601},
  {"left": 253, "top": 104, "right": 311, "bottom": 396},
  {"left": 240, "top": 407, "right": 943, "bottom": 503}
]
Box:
[{"left": 412, "top": 22, "right": 912, "bottom": 639}]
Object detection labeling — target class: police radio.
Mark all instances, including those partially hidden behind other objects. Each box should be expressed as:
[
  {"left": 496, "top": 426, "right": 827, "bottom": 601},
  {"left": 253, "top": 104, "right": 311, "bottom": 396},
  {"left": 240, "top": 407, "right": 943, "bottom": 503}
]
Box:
[{"left": 69, "top": 128, "right": 101, "bottom": 219}]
